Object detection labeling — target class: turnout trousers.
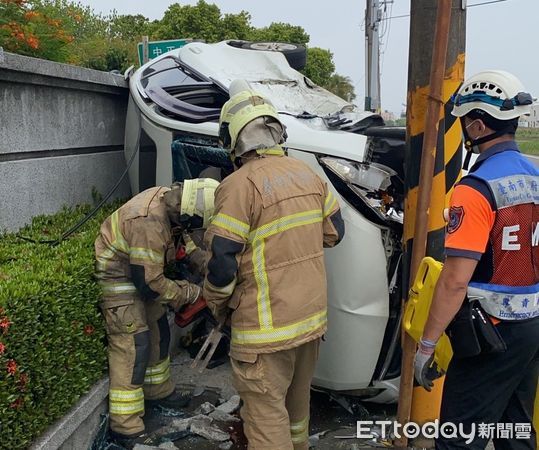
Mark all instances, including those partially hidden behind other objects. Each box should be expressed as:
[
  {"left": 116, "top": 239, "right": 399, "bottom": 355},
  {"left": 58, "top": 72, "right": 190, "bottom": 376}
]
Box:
[
  {"left": 231, "top": 338, "right": 320, "bottom": 450},
  {"left": 101, "top": 292, "right": 174, "bottom": 435},
  {"left": 437, "top": 318, "right": 538, "bottom": 450}
]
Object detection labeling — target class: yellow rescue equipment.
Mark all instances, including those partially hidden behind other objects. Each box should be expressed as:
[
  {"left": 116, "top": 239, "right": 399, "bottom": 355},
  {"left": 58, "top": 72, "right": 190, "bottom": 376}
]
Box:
[
  {"left": 403, "top": 257, "right": 453, "bottom": 372},
  {"left": 405, "top": 258, "right": 539, "bottom": 436},
  {"left": 180, "top": 178, "right": 220, "bottom": 228}
]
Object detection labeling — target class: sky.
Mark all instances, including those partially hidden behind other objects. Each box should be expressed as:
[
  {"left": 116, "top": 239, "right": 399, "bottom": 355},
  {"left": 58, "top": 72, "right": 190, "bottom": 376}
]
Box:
[{"left": 80, "top": 0, "right": 539, "bottom": 115}]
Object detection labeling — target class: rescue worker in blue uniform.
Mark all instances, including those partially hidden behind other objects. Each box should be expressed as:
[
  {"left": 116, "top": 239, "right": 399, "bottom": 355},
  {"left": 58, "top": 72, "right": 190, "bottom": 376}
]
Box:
[{"left": 415, "top": 70, "right": 538, "bottom": 449}]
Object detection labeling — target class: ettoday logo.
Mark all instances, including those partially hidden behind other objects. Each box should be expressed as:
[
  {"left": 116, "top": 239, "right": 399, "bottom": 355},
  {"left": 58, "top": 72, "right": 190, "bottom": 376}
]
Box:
[{"left": 356, "top": 420, "right": 532, "bottom": 444}]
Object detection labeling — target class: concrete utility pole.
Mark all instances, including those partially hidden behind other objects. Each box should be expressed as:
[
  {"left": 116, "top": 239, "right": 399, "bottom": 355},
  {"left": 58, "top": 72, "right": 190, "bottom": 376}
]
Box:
[
  {"left": 142, "top": 35, "right": 150, "bottom": 64},
  {"left": 364, "top": 0, "right": 382, "bottom": 112},
  {"left": 396, "top": 0, "right": 466, "bottom": 447}
]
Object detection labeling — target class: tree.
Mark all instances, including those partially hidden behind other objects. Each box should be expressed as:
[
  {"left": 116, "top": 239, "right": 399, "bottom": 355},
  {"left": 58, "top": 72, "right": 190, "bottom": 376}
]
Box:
[
  {"left": 156, "top": 1, "right": 252, "bottom": 42},
  {"left": 220, "top": 11, "right": 253, "bottom": 40},
  {"left": 302, "top": 47, "right": 335, "bottom": 87},
  {"left": 1, "top": 0, "right": 356, "bottom": 96},
  {"left": 108, "top": 13, "right": 150, "bottom": 42},
  {"left": 156, "top": 3, "right": 310, "bottom": 46},
  {"left": 0, "top": 0, "right": 75, "bottom": 62},
  {"left": 2, "top": 0, "right": 114, "bottom": 69},
  {"left": 250, "top": 22, "right": 309, "bottom": 45},
  {"left": 157, "top": 1, "right": 219, "bottom": 41},
  {"left": 325, "top": 73, "right": 356, "bottom": 102}
]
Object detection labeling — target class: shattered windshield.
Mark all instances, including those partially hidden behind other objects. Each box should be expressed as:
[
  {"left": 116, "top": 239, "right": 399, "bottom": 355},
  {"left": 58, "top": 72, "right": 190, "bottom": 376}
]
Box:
[{"left": 138, "top": 56, "right": 227, "bottom": 123}]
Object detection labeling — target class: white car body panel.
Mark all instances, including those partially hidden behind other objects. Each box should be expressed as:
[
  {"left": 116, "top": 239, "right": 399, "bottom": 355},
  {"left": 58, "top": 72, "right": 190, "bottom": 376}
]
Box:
[
  {"left": 290, "top": 150, "right": 389, "bottom": 390},
  {"left": 281, "top": 115, "right": 368, "bottom": 162}
]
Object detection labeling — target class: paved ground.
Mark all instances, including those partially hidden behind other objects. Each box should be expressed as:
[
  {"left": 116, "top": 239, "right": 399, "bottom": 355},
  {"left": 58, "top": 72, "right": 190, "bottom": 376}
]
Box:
[
  {"left": 98, "top": 349, "right": 495, "bottom": 449},
  {"left": 153, "top": 352, "right": 403, "bottom": 449},
  {"left": 165, "top": 351, "right": 496, "bottom": 450}
]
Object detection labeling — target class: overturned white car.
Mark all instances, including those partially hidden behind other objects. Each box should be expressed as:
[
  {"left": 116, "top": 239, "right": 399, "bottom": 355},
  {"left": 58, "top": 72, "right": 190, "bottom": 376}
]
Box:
[{"left": 124, "top": 40, "right": 406, "bottom": 403}]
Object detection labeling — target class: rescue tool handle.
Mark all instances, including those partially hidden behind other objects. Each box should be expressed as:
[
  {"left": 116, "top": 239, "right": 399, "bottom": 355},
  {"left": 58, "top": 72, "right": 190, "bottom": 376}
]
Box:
[{"left": 190, "top": 325, "right": 224, "bottom": 373}]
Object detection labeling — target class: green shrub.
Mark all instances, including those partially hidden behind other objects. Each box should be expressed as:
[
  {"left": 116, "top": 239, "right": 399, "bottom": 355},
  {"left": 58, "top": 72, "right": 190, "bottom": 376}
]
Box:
[
  {"left": 516, "top": 128, "right": 539, "bottom": 156},
  {"left": 0, "top": 201, "right": 122, "bottom": 449}
]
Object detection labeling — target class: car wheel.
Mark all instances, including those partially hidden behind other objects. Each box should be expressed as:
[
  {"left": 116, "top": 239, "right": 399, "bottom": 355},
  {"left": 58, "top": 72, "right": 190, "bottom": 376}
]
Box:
[{"left": 241, "top": 42, "right": 307, "bottom": 71}]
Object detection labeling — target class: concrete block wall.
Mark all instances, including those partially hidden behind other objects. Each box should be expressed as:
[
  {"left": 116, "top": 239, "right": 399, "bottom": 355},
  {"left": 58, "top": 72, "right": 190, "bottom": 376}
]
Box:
[{"left": 0, "top": 49, "right": 131, "bottom": 232}]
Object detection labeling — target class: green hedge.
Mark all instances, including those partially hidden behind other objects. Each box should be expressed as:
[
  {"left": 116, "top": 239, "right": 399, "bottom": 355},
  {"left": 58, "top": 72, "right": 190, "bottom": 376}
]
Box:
[
  {"left": 516, "top": 128, "right": 539, "bottom": 156},
  {"left": 0, "top": 202, "right": 122, "bottom": 449}
]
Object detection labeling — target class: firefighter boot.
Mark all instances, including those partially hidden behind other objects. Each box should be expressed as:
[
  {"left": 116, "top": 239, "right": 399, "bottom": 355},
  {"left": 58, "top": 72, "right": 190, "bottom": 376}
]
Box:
[
  {"left": 109, "top": 430, "right": 150, "bottom": 449},
  {"left": 145, "top": 390, "right": 191, "bottom": 409}
]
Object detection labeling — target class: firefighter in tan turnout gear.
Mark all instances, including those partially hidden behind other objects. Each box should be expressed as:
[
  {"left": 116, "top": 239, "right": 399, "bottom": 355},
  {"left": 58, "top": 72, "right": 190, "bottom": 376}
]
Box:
[
  {"left": 203, "top": 80, "right": 345, "bottom": 450},
  {"left": 94, "top": 179, "right": 218, "bottom": 444}
]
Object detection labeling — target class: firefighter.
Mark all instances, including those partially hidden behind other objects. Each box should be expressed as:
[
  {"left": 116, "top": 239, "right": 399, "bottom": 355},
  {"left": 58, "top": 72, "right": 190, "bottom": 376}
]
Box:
[
  {"left": 415, "top": 70, "right": 538, "bottom": 449},
  {"left": 94, "top": 179, "right": 219, "bottom": 444},
  {"left": 203, "top": 80, "right": 345, "bottom": 450}
]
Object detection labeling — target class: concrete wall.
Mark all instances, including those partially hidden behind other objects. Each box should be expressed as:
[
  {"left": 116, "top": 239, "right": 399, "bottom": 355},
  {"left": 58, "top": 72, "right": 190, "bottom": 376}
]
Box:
[
  {"left": 30, "top": 378, "right": 109, "bottom": 450},
  {"left": 0, "top": 48, "right": 131, "bottom": 231}
]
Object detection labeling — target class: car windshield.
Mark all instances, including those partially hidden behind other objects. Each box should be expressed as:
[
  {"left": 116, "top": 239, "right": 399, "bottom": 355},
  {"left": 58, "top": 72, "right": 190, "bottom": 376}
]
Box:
[{"left": 139, "top": 56, "right": 228, "bottom": 123}]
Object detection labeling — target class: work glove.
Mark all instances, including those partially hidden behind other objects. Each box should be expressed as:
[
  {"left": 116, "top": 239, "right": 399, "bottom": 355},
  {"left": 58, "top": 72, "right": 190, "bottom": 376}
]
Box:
[
  {"left": 184, "top": 282, "right": 202, "bottom": 305},
  {"left": 169, "top": 281, "right": 201, "bottom": 311},
  {"left": 414, "top": 338, "right": 440, "bottom": 392},
  {"left": 187, "top": 248, "right": 209, "bottom": 277}
]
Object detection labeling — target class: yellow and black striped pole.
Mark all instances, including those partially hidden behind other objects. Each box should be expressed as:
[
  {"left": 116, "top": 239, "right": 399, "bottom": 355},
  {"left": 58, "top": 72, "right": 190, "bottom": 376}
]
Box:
[
  {"left": 396, "top": 1, "right": 466, "bottom": 447},
  {"left": 407, "top": 51, "right": 466, "bottom": 437}
]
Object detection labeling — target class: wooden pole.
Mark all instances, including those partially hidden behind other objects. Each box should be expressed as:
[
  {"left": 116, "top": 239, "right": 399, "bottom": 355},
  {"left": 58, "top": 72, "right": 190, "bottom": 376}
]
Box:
[{"left": 395, "top": 1, "right": 455, "bottom": 447}]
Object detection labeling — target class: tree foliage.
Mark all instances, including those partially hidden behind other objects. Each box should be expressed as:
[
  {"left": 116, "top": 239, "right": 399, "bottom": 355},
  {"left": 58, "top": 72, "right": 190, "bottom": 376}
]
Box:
[
  {"left": 156, "top": 1, "right": 253, "bottom": 42},
  {"left": 220, "top": 11, "right": 253, "bottom": 40},
  {"left": 303, "top": 47, "right": 335, "bottom": 88},
  {"left": 0, "top": 0, "right": 75, "bottom": 62},
  {"left": 108, "top": 13, "right": 151, "bottom": 42},
  {"left": 0, "top": 0, "right": 355, "bottom": 98},
  {"left": 325, "top": 73, "right": 357, "bottom": 102},
  {"left": 250, "top": 22, "right": 309, "bottom": 45}
]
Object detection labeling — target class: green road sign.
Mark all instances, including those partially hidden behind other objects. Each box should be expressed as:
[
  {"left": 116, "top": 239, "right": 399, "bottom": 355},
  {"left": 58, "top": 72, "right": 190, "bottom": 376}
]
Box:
[{"left": 137, "top": 39, "right": 190, "bottom": 65}]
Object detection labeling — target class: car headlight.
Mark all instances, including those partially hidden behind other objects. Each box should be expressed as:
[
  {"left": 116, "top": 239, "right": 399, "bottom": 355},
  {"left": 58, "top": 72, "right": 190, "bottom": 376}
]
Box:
[
  {"left": 319, "top": 156, "right": 403, "bottom": 225},
  {"left": 320, "top": 157, "right": 394, "bottom": 191}
]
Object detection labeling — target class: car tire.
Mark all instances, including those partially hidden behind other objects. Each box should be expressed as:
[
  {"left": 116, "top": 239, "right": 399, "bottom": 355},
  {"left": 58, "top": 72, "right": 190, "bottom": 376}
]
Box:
[{"left": 241, "top": 42, "right": 307, "bottom": 71}]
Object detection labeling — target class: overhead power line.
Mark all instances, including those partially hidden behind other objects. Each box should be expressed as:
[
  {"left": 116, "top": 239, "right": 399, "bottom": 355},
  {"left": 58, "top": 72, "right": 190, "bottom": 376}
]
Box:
[
  {"left": 468, "top": 0, "right": 509, "bottom": 6},
  {"left": 379, "top": 0, "right": 509, "bottom": 21}
]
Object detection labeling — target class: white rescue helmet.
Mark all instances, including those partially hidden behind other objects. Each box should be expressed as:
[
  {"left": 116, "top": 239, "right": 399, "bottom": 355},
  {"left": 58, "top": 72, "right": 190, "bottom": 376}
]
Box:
[{"left": 451, "top": 70, "right": 533, "bottom": 120}]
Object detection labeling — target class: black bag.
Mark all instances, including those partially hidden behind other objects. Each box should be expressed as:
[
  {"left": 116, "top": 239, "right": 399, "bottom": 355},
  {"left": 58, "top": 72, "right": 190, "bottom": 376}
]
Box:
[{"left": 446, "top": 299, "right": 507, "bottom": 358}]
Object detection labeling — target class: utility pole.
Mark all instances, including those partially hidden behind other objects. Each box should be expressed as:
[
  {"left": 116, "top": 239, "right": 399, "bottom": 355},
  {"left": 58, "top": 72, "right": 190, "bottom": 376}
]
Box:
[
  {"left": 364, "top": 0, "right": 382, "bottom": 112},
  {"left": 396, "top": 0, "right": 466, "bottom": 448},
  {"left": 142, "top": 35, "right": 149, "bottom": 64}
]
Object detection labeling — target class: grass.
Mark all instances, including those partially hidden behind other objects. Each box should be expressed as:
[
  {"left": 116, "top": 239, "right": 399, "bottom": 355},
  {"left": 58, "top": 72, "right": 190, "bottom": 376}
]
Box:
[{"left": 516, "top": 127, "right": 539, "bottom": 156}]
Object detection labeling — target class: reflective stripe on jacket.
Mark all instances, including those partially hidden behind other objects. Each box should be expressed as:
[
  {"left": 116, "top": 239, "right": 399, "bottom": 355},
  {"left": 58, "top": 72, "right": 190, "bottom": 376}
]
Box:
[
  {"left": 95, "top": 187, "right": 191, "bottom": 306},
  {"left": 203, "top": 154, "right": 344, "bottom": 355}
]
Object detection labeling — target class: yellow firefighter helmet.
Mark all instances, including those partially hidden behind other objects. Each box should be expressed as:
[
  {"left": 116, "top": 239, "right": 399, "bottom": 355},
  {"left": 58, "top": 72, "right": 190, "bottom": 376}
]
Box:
[{"left": 219, "top": 80, "right": 285, "bottom": 156}]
